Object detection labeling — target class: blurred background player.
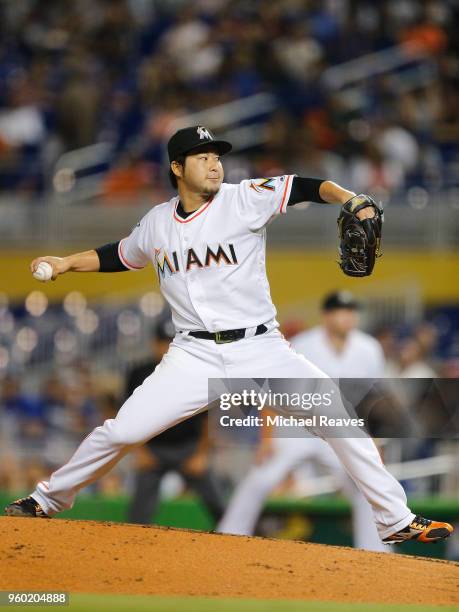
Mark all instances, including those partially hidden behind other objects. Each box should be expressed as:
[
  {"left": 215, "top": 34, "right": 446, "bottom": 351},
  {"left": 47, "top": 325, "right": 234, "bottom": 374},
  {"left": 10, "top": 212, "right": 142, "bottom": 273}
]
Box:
[
  {"left": 125, "top": 317, "right": 225, "bottom": 525},
  {"left": 218, "top": 291, "right": 389, "bottom": 552}
]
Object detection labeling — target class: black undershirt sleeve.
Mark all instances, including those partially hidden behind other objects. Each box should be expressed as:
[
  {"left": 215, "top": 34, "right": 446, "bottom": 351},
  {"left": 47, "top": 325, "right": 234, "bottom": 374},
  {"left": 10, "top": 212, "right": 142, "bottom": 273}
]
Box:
[
  {"left": 287, "top": 177, "right": 327, "bottom": 206},
  {"left": 95, "top": 241, "right": 129, "bottom": 272}
]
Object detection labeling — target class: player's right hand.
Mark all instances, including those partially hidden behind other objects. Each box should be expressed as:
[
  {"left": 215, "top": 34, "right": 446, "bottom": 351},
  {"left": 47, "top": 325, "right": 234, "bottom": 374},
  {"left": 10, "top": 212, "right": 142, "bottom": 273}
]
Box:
[{"left": 30, "top": 256, "right": 70, "bottom": 281}]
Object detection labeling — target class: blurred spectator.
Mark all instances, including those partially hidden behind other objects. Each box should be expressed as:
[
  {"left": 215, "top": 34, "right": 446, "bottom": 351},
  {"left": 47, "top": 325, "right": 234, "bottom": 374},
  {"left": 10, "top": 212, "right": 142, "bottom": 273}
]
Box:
[
  {"left": 160, "top": 6, "right": 210, "bottom": 67},
  {"left": 91, "top": 0, "right": 136, "bottom": 76},
  {"left": 0, "top": 0, "right": 457, "bottom": 196},
  {"left": 38, "top": 365, "right": 100, "bottom": 470},
  {"left": 374, "top": 326, "right": 399, "bottom": 378},
  {"left": 0, "top": 73, "right": 46, "bottom": 191},
  {"left": 387, "top": 330, "right": 439, "bottom": 486},
  {"left": 399, "top": 5, "right": 448, "bottom": 54},
  {"left": 378, "top": 120, "right": 420, "bottom": 175},
  {"left": 102, "top": 155, "right": 156, "bottom": 201},
  {"left": 396, "top": 337, "right": 438, "bottom": 378},
  {"left": 414, "top": 322, "right": 438, "bottom": 359},
  {"left": 350, "top": 142, "right": 404, "bottom": 196},
  {"left": 55, "top": 65, "right": 100, "bottom": 150},
  {"left": 0, "top": 374, "right": 48, "bottom": 490},
  {"left": 273, "top": 22, "right": 323, "bottom": 83},
  {"left": 1, "top": 374, "right": 47, "bottom": 446}
]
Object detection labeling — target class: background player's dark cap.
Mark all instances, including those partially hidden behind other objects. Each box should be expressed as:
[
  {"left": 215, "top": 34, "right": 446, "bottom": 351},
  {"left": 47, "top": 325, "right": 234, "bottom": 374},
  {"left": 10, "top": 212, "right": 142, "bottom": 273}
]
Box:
[
  {"left": 168, "top": 126, "right": 232, "bottom": 163},
  {"left": 321, "top": 291, "right": 360, "bottom": 312}
]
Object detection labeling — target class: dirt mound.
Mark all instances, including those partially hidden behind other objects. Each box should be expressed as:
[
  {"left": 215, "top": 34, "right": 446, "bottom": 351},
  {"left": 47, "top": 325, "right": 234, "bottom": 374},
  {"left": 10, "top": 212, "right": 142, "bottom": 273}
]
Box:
[{"left": 0, "top": 517, "right": 458, "bottom": 605}]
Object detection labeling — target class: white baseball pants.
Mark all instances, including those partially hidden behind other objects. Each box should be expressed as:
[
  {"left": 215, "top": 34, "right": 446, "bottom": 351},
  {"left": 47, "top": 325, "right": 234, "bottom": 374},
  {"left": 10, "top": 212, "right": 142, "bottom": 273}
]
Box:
[{"left": 32, "top": 328, "right": 414, "bottom": 540}]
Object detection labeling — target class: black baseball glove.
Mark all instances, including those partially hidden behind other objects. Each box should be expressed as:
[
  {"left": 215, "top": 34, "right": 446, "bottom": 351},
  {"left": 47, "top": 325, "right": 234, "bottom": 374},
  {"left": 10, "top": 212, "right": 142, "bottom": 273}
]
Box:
[{"left": 337, "top": 194, "right": 383, "bottom": 277}]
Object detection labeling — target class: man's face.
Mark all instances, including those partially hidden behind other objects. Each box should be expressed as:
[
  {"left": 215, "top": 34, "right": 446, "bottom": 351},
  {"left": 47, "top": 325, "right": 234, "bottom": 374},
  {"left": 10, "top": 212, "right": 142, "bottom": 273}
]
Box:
[
  {"left": 322, "top": 308, "right": 358, "bottom": 338},
  {"left": 173, "top": 146, "right": 224, "bottom": 196}
]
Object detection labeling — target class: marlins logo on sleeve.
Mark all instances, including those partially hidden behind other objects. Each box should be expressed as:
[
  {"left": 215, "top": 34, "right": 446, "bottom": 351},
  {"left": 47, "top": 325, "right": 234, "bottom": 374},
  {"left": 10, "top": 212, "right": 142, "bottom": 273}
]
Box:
[{"left": 237, "top": 175, "right": 295, "bottom": 231}]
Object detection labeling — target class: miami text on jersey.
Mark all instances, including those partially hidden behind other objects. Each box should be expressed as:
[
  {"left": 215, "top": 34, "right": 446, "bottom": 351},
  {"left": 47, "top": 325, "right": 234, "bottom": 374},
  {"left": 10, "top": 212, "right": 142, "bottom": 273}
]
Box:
[{"left": 154, "top": 243, "right": 238, "bottom": 281}]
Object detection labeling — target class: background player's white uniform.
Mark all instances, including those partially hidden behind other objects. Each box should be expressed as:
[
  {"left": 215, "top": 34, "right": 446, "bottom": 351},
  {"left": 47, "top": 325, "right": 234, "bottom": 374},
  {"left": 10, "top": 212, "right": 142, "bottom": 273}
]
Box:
[
  {"left": 30, "top": 175, "right": 415, "bottom": 542},
  {"left": 218, "top": 326, "right": 389, "bottom": 551}
]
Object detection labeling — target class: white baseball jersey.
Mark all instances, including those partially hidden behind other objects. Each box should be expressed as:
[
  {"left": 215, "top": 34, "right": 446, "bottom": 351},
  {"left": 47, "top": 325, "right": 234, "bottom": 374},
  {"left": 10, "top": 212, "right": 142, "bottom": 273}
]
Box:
[
  {"left": 118, "top": 176, "right": 294, "bottom": 332},
  {"left": 290, "top": 326, "right": 385, "bottom": 379}
]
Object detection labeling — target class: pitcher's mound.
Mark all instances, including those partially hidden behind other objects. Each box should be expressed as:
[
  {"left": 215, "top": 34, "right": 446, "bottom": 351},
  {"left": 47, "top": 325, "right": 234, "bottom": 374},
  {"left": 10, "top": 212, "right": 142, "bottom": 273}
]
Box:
[{"left": 0, "top": 517, "right": 457, "bottom": 605}]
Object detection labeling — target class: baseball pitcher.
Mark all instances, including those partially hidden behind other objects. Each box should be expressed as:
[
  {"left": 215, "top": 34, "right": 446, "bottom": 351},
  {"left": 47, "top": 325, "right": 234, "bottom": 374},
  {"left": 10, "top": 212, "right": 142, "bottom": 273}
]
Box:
[{"left": 5, "top": 126, "right": 453, "bottom": 545}]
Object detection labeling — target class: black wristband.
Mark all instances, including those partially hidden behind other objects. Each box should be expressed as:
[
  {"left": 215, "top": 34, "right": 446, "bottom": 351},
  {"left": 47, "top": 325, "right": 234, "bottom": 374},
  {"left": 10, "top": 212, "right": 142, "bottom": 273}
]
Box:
[
  {"left": 288, "top": 177, "right": 326, "bottom": 205},
  {"left": 95, "top": 241, "right": 129, "bottom": 272}
]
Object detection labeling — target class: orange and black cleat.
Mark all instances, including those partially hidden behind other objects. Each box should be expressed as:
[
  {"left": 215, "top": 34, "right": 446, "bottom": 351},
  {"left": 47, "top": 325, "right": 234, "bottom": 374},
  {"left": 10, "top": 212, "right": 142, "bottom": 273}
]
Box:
[{"left": 383, "top": 515, "right": 453, "bottom": 544}]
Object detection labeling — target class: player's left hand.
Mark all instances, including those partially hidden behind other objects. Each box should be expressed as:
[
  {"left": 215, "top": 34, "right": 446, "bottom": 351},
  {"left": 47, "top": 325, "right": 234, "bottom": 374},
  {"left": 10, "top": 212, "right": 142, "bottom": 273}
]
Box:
[
  {"left": 337, "top": 194, "right": 383, "bottom": 277},
  {"left": 356, "top": 206, "right": 375, "bottom": 220}
]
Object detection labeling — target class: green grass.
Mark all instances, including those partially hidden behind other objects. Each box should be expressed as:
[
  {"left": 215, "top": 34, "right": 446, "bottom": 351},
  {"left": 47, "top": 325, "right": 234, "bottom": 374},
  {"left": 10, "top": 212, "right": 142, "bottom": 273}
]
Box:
[{"left": 6, "top": 594, "right": 459, "bottom": 612}]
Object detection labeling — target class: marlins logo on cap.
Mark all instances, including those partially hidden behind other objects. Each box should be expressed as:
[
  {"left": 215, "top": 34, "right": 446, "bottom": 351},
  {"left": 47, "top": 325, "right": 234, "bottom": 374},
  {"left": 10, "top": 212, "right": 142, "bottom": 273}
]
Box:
[
  {"left": 167, "top": 126, "right": 232, "bottom": 163},
  {"left": 197, "top": 126, "right": 212, "bottom": 140}
]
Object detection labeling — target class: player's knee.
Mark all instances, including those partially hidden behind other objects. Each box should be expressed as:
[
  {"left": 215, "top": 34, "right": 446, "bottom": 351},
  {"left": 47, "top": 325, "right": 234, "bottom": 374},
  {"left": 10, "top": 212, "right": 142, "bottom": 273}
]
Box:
[{"left": 104, "top": 419, "right": 144, "bottom": 447}]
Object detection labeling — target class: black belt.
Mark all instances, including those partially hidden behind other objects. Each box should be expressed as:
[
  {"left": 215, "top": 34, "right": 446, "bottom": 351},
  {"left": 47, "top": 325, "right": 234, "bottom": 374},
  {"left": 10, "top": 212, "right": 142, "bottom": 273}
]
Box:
[{"left": 189, "top": 324, "right": 268, "bottom": 344}]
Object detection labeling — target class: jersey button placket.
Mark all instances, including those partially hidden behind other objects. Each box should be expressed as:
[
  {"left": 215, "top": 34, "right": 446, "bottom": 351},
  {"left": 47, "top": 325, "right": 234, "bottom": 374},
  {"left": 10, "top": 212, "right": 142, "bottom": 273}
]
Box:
[
  {"left": 187, "top": 270, "right": 203, "bottom": 322},
  {"left": 185, "top": 224, "right": 212, "bottom": 330},
  {"left": 182, "top": 226, "right": 201, "bottom": 322}
]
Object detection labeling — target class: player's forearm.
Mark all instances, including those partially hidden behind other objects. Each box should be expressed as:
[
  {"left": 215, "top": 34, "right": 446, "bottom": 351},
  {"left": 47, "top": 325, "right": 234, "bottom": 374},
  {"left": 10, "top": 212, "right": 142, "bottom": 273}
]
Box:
[
  {"left": 30, "top": 250, "right": 100, "bottom": 281},
  {"left": 319, "top": 180, "right": 356, "bottom": 205},
  {"left": 64, "top": 250, "right": 101, "bottom": 272},
  {"left": 288, "top": 177, "right": 355, "bottom": 206},
  {"left": 29, "top": 245, "right": 124, "bottom": 283}
]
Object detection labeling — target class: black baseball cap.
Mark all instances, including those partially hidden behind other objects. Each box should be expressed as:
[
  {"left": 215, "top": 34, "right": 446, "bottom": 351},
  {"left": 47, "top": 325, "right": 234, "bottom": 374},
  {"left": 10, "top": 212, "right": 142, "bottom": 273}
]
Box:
[
  {"left": 321, "top": 291, "right": 360, "bottom": 312},
  {"left": 167, "top": 126, "right": 232, "bottom": 163}
]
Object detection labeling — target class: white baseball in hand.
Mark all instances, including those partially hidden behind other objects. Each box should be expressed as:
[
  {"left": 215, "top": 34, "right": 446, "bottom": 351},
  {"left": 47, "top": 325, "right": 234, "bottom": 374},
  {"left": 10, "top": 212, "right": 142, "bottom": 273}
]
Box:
[{"left": 33, "top": 261, "right": 53, "bottom": 282}]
